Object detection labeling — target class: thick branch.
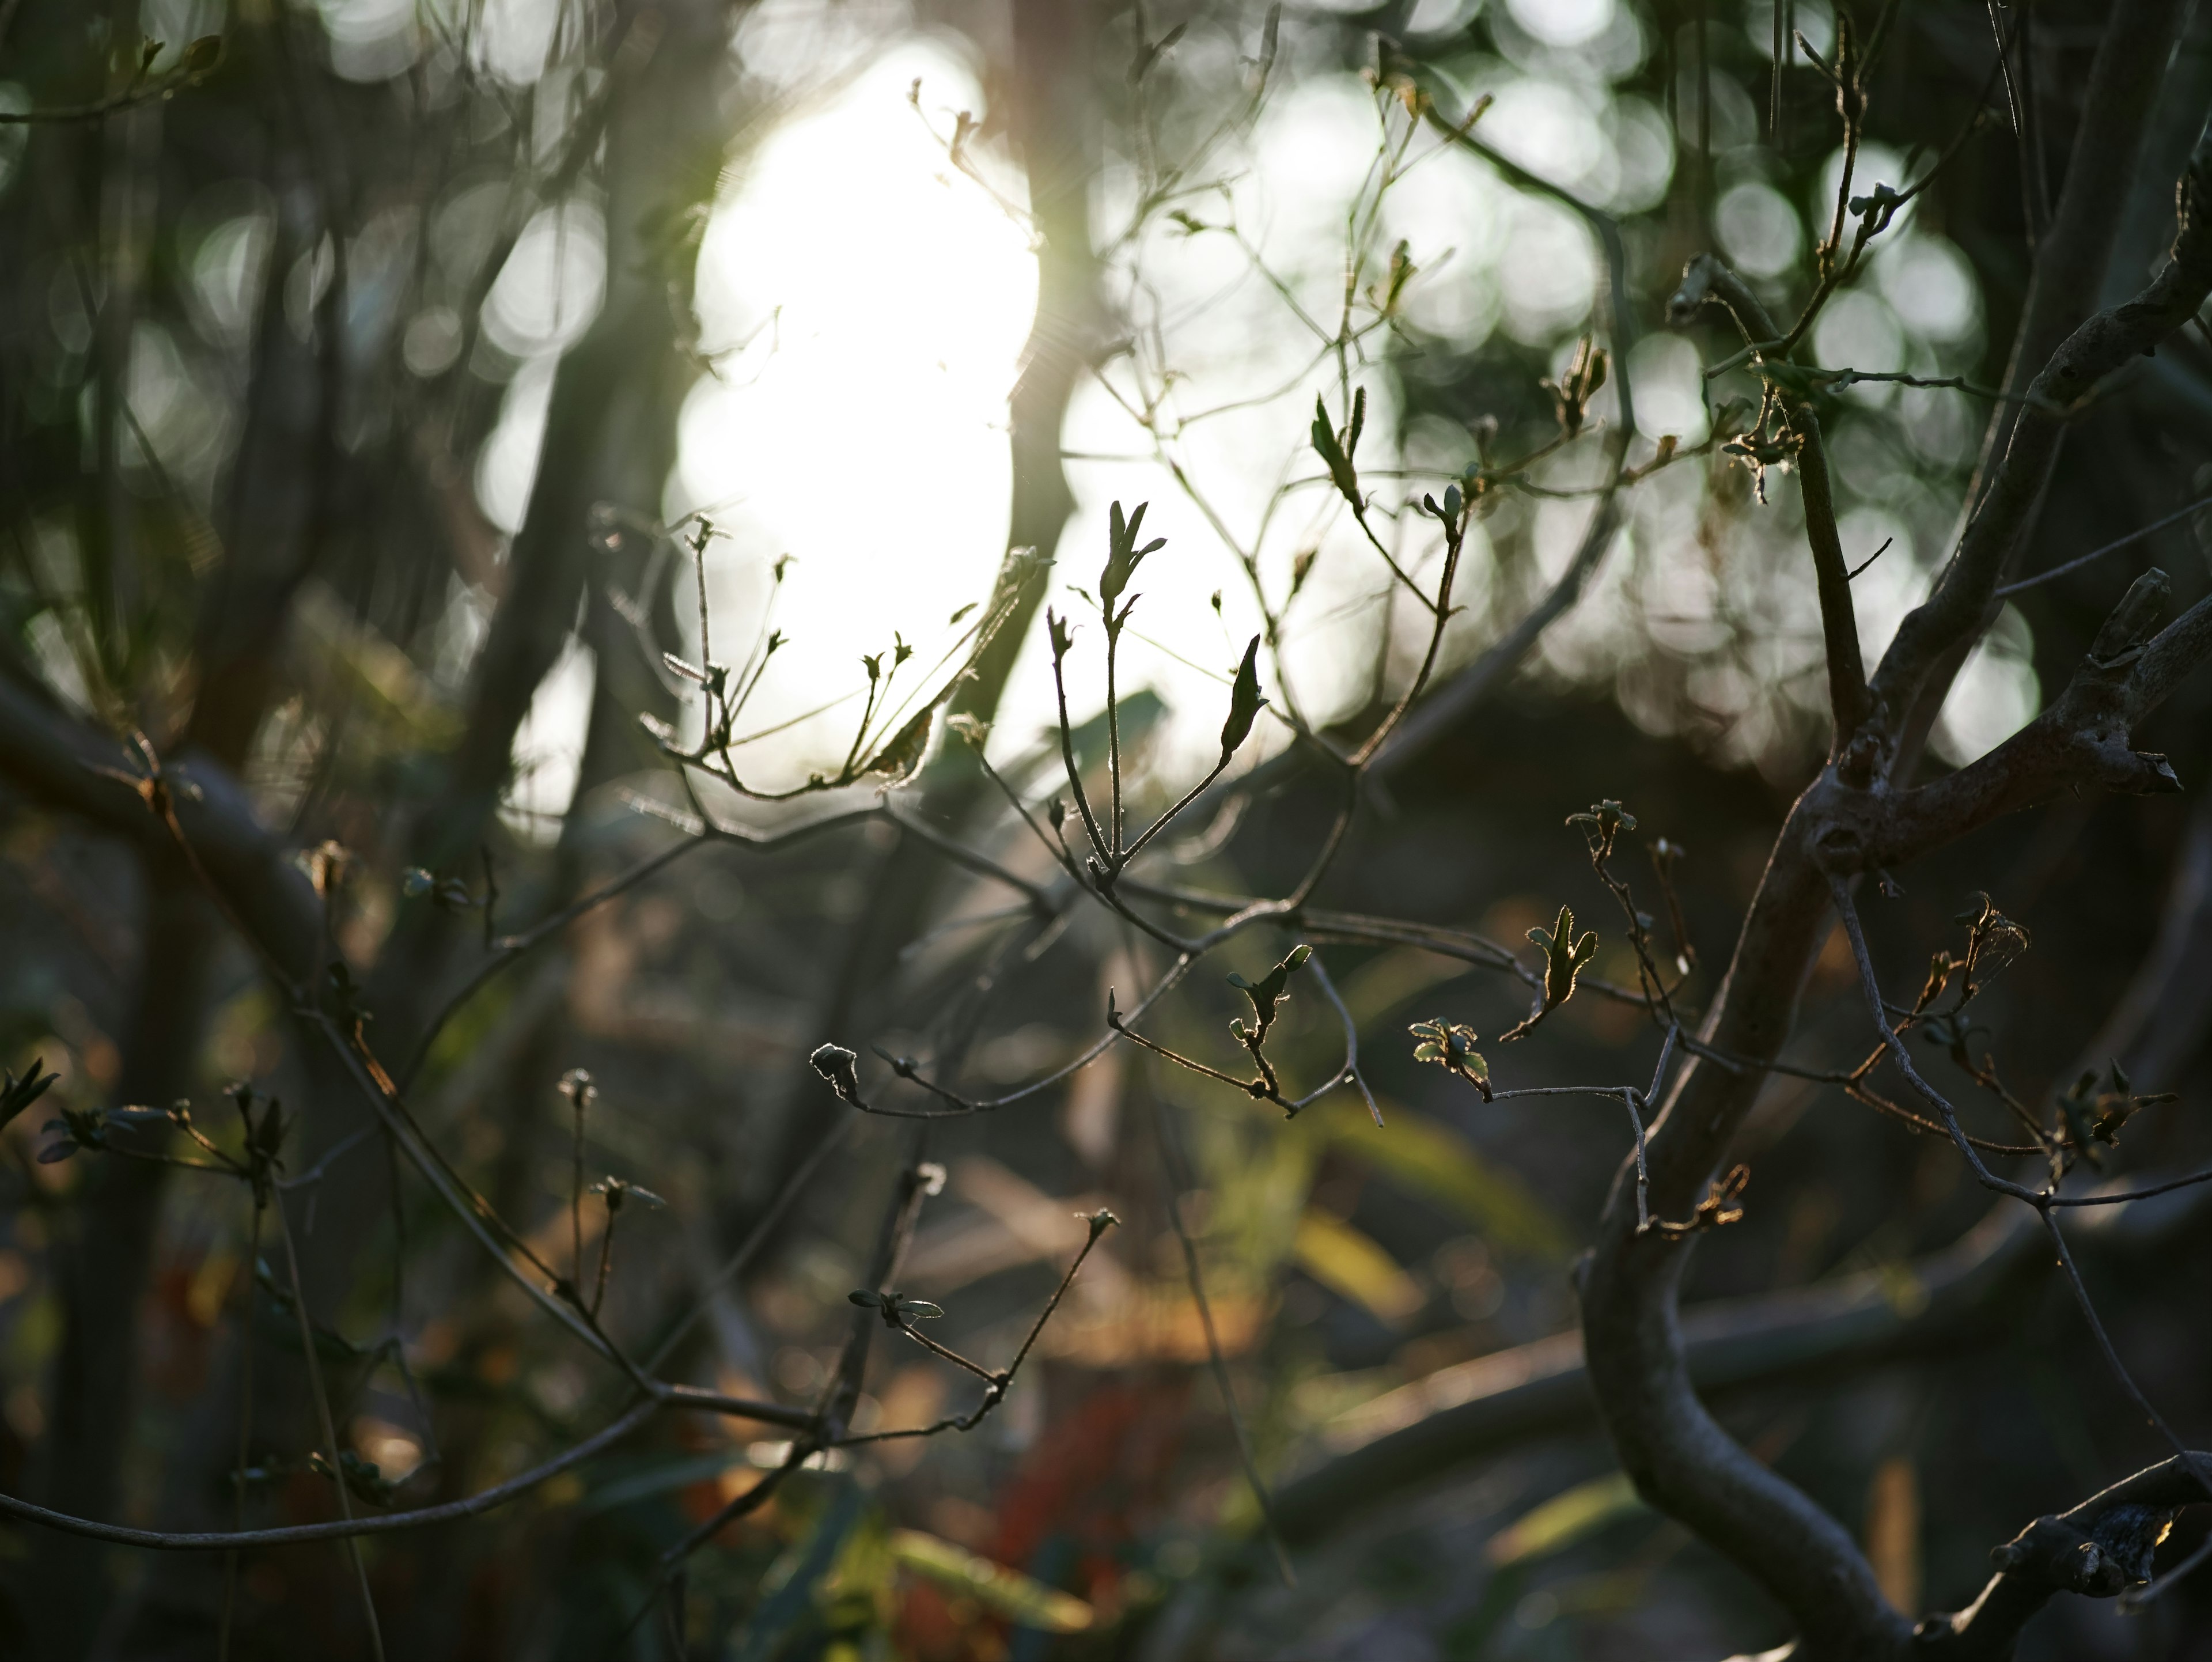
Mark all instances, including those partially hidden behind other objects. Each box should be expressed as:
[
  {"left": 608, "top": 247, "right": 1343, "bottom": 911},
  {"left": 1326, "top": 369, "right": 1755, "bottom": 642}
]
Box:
[
  {"left": 1922, "top": 1454, "right": 2212, "bottom": 1658},
  {"left": 0, "top": 673, "right": 323, "bottom": 979},
  {"left": 1872, "top": 107, "right": 2212, "bottom": 730},
  {"left": 1791, "top": 404, "right": 1874, "bottom": 745},
  {"left": 1278, "top": 1176, "right": 2209, "bottom": 1544},
  {"left": 1879, "top": 575, "right": 2212, "bottom": 865},
  {"left": 1578, "top": 813, "right": 1907, "bottom": 1657},
  {"left": 1666, "top": 254, "right": 1869, "bottom": 746}
]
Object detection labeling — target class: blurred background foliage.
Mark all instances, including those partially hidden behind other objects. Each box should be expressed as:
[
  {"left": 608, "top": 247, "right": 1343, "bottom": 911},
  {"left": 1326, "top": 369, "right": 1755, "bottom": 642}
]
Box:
[{"left": 1, "top": 0, "right": 2210, "bottom": 1657}]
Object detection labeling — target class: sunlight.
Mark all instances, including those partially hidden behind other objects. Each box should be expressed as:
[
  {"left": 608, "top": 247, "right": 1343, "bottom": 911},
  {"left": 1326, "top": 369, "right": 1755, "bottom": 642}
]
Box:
[{"left": 674, "top": 38, "right": 1039, "bottom": 788}]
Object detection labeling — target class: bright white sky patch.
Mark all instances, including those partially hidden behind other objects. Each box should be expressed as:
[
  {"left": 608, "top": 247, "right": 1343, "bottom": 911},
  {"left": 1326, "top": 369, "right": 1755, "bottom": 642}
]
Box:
[
  {"left": 674, "top": 39, "right": 1038, "bottom": 788},
  {"left": 1506, "top": 0, "right": 1615, "bottom": 48}
]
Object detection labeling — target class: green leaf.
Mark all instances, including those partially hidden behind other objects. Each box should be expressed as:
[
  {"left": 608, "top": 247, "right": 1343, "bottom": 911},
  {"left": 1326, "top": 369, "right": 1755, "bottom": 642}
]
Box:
[
  {"left": 1099, "top": 499, "right": 1167, "bottom": 614},
  {"left": 1485, "top": 1471, "right": 1643, "bottom": 1567},
  {"left": 889, "top": 1528, "right": 1094, "bottom": 1632},
  {"left": 1328, "top": 1104, "right": 1569, "bottom": 1260},
  {"left": 1294, "top": 1210, "right": 1422, "bottom": 1325},
  {"left": 1528, "top": 904, "right": 1596, "bottom": 1010},
  {"left": 861, "top": 702, "right": 935, "bottom": 784},
  {"left": 1228, "top": 944, "right": 1313, "bottom": 1028},
  {"left": 0, "top": 1058, "right": 59, "bottom": 1130},
  {"left": 1310, "top": 395, "right": 1361, "bottom": 503},
  {"left": 731, "top": 1482, "right": 867, "bottom": 1662},
  {"left": 1219, "top": 634, "right": 1268, "bottom": 761}
]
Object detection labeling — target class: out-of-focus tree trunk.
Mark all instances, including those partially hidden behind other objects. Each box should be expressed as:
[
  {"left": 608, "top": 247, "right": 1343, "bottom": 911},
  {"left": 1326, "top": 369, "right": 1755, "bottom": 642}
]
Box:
[
  {"left": 367, "top": 0, "right": 729, "bottom": 1054},
  {"left": 30, "top": 868, "right": 214, "bottom": 1656},
  {"left": 17, "top": 5, "right": 727, "bottom": 1648},
  {"left": 26, "top": 10, "right": 292, "bottom": 1648}
]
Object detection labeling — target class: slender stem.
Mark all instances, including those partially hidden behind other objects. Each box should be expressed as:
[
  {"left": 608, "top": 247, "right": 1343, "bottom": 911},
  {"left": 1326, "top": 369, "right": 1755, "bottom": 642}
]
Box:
[
  {"left": 887, "top": 1319, "right": 998, "bottom": 1382},
  {"left": 591, "top": 1204, "right": 617, "bottom": 1318},
  {"left": 1830, "top": 875, "right": 2041, "bottom": 1203},
  {"left": 0, "top": 62, "right": 219, "bottom": 124},
  {"left": 1297, "top": 957, "right": 1380, "bottom": 1122},
  {"left": 1622, "top": 1091, "right": 1650, "bottom": 1231},
  {"left": 0, "top": 1400, "right": 664, "bottom": 1550},
  {"left": 1106, "top": 624, "right": 1125, "bottom": 854},
  {"left": 275, "top": 1200, "right": 386, "bottom": 1662},
  {"left": 643, "top": 1113, "right": 854, "bottom": 1375},
  {"left": 2043, "top": 1212, "right": 2212, "bottom": 1496},
  {"left": 1995, "top": 487, "right": 2212, "bottom": 596},
  {"left": 218, "top": 1197, "right": 265, "bottom": 1660},
  {"left": 1149, "top": 1080, "right": 1296, "bottom": 1587},
  {"left": 1118, "top": 755, "right": 1230, "bottom": 869},
  {"left": 570, "top": 1095, "right": 586, "bottom": 1290},
  {"left": 1048, "top": 637, "right": 1111, "bottom": 864}
]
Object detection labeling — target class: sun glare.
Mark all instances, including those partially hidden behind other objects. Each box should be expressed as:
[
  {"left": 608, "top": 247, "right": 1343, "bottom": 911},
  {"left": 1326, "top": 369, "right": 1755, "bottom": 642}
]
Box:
[{"left": 673, "top": 40, "right": 1039, "bottom": 789}]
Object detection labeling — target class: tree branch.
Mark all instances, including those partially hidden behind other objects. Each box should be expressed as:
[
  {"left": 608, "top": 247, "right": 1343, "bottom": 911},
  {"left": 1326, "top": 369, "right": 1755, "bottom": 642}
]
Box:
[
  {"left": 1278, "top": 1176, "right": 2209, "bottom": 1544},
  {"left": 1666, "top": 253, "right": 1870, "bottom": 748},
  {"left": 1872, "top": 105, "right": 2212, "bottom": 735},
  {"left": 1879, "top": 574, "right": 2212, "bottom": 866},
  {"left": 1922, "top": 1453, "right": 2212, "bottom": 1657}
]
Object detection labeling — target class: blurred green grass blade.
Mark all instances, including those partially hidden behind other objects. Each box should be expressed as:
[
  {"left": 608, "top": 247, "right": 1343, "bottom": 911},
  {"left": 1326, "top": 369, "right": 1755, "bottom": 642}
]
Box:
[
  {"left": 1292, "top": 1210, "right": 1422, "bottom": 1325},
  {"left": 1328, "top": 1101, "right": 1569, "bottom": 1260},
  {"left": 732, "top": 1481, "right": 866, "bottom": 1662},
  {"left": 1485, "top": 1471, "right": 1643, "bottom": 1568},
  {"left": 889, "top": 1528, "right": 1094, "bottom": 1633}
]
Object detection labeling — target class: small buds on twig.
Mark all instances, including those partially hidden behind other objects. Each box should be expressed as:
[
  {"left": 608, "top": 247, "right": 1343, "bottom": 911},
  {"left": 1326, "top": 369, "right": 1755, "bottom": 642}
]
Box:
[
  {"left": 1543, "top": 335, "right": 1608, "bottom": 437},
  {"left": 848, "top": 1289, "right": 946, "bottom": 1324},
  {"left": 1408, "top": 1019, "right": 1491, "bottom": 1100},
  {"left": 1501, "top": 905, "right": 1599, "bottom": 1042},
  {"left": 1099, "top": 500, "right": 1166, "bottom": 626},
  {"left": 809, "top": 1043, "right": 863, "bottom": 1108},
  {"left": 1310, "top": 389, "right": 1366, "bottom": 508},
  {"left": 1643, "top": 1164, "right": 1749, "bottom": 1240}
]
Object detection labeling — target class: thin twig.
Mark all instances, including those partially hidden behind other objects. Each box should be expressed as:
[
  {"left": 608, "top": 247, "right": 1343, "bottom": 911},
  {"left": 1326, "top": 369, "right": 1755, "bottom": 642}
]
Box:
[
  {"left": 1995, "top": 489, "right": 2212, "bottom": 596},
  {"left": 1150, "top": 1081, "right": 1296, "bottom": 1587},
  {"left": 275, "top": 1200, "right": 386, "bottom": 1661}
]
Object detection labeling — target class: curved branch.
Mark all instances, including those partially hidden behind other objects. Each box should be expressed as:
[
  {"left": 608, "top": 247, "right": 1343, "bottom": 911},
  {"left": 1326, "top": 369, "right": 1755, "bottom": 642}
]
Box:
[
  {"left": 1923, "top": 1453, "right": 2212, "bottom": 1657},
  {"left": 0, "top": 1400, "right": 661, "bottom": 1551},
  {"left": 1277, "top": 1172, "right": 2211, "bottom": 1545},
  {"left": 1578, "top": 804, "right": 1908, "bottom": 1653}
]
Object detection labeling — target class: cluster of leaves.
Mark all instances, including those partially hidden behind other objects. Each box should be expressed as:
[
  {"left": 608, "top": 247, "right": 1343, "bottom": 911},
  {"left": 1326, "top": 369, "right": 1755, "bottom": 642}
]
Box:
[
  {"left": 1644, "top": 1165, "right": 1750, "bottom": 1243},
  {"left": 1408, "top": 1019, "right": 1489, "bottom": 1100},
  {"left": 2055, "top": 1065, "right": 2177, "bottom": 1165}
]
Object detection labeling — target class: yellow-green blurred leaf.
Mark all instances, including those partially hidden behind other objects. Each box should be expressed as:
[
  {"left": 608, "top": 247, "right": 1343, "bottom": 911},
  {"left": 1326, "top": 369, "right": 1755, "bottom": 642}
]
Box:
[
  {"left": 889, "top": 1529, "right": 1094, "bottom": 1632},
  {"left": 1327, "top": 1101, "right": 1569, "bottom": 1260},
  {"left": 1293, "top": 1210, "right": 1422, "bottom": 1326},
  {"left": 1485, "top": 1471, "right": 1643, "bottom": 1567},
  {"left": 1335, "top": 947, "right": 1473, "bottom": 1027},
  {"left": 294, "top": 581, "right": 460, "bottom": 747}
]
